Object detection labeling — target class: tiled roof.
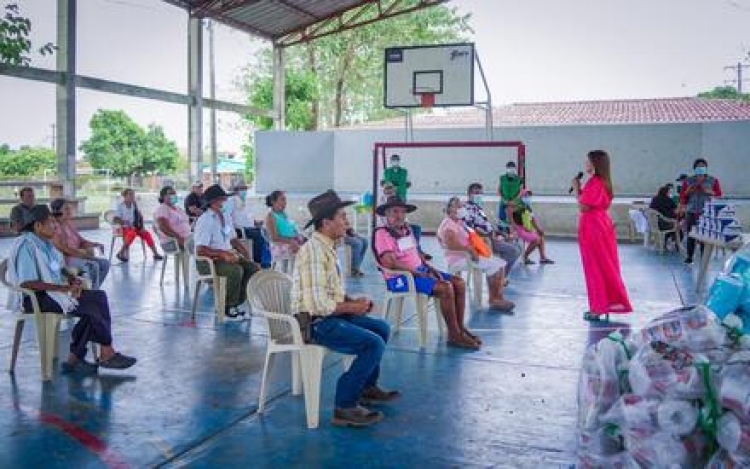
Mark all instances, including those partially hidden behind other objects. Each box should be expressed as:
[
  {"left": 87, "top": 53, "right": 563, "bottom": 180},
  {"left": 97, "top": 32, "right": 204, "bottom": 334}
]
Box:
[{"left": 346, "top": 97, "right": 750, "bottom": 129}]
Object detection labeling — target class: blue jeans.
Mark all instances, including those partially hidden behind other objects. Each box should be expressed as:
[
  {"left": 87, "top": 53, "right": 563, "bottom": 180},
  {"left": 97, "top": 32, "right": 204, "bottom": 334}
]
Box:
[
  {"left": 312, "top": 314, "right": 390, "bottom": 408},
  {"left": 237, "top": 227, "right": 272, "bottom": 268},
  {"left": 344, "top": 235, "right": 368, "bottom": 271}
]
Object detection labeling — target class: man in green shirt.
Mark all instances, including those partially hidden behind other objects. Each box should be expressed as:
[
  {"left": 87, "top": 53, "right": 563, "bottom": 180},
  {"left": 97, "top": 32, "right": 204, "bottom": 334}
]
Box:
[
  {"left": 382, "top": 154, "right": 411, "bottom": 201},
  {"left": 498, "top": 161, "right": 523, "bottom": 224}
]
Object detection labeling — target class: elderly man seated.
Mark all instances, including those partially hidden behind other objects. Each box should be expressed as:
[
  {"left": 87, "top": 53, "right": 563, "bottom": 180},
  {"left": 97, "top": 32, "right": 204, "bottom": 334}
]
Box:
[
  {"left": 292, "top": 190, "right": 398, "bottom": 427},
  {"left": 193, "top": 184, "right": 260, "bottom": 317},
  {"left": 9, "top": 186, "right": 36, "bottom": 233},
  {"left": 437, "top": 197, "right": 515, "bottom": 311},
  {"left": 463, "top": 182, "right": 521, "bottom": 275},
  {"left": 50, "top": 198, "right": 110, "bottom": 290},
  {"left": 8, "top": 205, "right": 136, "bottom": 374},
  {"left": 373, "top": 197, "right": 480, "bottom": 349},
  {"left": 154, "top": 186, "right": 192, "bottom": 250}
]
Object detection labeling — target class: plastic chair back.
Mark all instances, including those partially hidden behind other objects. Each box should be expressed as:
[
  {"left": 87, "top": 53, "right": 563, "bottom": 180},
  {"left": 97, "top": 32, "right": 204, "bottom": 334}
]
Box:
[{"left": 248, "top": 270, "right": 295, "bottom": 344}]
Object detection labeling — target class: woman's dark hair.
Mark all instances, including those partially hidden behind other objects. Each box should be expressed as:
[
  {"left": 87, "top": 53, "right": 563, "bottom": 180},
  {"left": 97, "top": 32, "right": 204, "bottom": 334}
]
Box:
[
  {"left": 158, "top": 186, "right": 174, "bottom": 204},
  {"left": 693, "top": 157, "right": 708, "bottom": 169},
  {"left": 587, "top": 150, "right": 613, "bottom": 197},
  {"left": 265, "top": 190, "right": 284, "bottom": 207},
  {"left": 657, "top": 185, "right": 670, "bottom": 198},
  {"left": 445, "top": 196, "right": 461, "bottom": 214}
]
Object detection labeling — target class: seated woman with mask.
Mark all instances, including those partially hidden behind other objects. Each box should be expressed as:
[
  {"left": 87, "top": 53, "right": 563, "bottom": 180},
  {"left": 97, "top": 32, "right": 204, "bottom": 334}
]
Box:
[
  {"left": 512, "top": 190, "right": 554, "bottom": 265},
  {"left": 437, "top": 197, "right": 515, "bottom": 311},
  {"left": 230, "top": 182, "right": 272, "bottom": 268},
  {"left": 154, "top": 186, "right": 192, "bottom": 250},
  {"left": 50, "top": 198, "right": 110, "bottom": 290},
  {"left": 264, "top": 190, "right": 306, "bottom": 262}
]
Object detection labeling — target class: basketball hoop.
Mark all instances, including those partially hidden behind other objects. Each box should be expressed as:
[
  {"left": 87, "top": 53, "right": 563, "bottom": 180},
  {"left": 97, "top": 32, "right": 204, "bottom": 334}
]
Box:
[{"left": 420, "top": 92, "right": 435, "bottom": 109}]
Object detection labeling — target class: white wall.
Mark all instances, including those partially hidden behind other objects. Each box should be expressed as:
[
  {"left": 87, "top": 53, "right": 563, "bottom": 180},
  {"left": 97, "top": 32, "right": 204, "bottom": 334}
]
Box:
[{"left": 256, "top": 121, "right": 750, "bottom": 197}]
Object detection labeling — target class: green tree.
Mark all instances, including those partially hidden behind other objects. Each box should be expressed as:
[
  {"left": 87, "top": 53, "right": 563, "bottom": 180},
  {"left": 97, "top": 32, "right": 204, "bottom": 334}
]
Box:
[
  {"left": 698, "top": 86, "right": 750, "bottom": 101},
  {"left": 0, "top": 145, "right": 55, "bottom": 176},
  {"left": 240, "top": 4, "right": 473, "bottom": 130},
  {"left": 0, "top": 3, "right": 54, "bottom": 65},
  {"left": 80, "top": 109, "right": 178, "bottom": 183}
]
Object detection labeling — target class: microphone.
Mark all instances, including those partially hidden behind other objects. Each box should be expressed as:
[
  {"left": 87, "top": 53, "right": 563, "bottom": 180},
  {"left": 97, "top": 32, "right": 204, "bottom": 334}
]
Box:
[{"left": 569, "top": 172, "right": 584, "bottom": 194}]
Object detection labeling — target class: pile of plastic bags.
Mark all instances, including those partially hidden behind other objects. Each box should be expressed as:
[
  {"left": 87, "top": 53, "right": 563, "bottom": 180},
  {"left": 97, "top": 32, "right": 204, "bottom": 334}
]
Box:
[{"left": 577, "top": 246, "right": 750, "bottom": 468}]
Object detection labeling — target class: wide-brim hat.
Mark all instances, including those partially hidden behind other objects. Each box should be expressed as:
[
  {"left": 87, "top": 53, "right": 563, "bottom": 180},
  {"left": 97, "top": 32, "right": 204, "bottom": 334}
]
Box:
[
  {"left": 304, "top": 190, "right": 355, "bottom": 229},
  {"left": 203, "top": 184, "right": 233, "bottom": 205},
  {"left": 375, "top": 196, "right": 417, "bottom": 217}
]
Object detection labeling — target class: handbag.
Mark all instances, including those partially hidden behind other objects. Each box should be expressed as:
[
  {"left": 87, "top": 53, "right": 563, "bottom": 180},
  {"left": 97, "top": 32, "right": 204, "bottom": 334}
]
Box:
[{"left": 467, "top": 228, "right": 491, "bottom": 258}]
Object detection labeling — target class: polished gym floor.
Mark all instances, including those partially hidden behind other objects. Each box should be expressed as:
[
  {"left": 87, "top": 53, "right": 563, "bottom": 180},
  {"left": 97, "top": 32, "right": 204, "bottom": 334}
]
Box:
[{"left": 0, "top": 231, "right": 715, "bottom": 468}]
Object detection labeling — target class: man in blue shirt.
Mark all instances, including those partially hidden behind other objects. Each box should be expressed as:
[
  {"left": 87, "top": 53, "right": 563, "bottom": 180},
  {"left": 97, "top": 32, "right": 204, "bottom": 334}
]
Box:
[{"left": 9, "top": 205, "right": 136, "bottom": 375}]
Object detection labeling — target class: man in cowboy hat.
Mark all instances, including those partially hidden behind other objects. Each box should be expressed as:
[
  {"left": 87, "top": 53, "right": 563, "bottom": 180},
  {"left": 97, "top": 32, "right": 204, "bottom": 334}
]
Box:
[
  {"left": 8, "top": 205, "right": 136, "bottom": 374},
  {"left": 194, "top": 184, "right": 260, "bottom": 317},
  {"left": 373, "top": 197, "right": 480, "bottom": 349},
  {"left": 291, "top": 190, "right": 399, "bottom": 427}
]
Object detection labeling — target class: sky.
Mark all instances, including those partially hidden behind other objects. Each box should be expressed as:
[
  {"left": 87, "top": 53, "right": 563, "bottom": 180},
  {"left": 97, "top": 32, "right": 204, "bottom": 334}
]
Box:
[{"left": 1, "top": 0, "right": 749, "bottom": 154}]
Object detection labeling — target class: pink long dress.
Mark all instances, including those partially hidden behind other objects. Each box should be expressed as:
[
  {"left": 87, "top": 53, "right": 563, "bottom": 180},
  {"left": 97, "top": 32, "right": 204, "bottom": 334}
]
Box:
[{"left": 578, "top": 175, "right": 633, "bottom": 314}]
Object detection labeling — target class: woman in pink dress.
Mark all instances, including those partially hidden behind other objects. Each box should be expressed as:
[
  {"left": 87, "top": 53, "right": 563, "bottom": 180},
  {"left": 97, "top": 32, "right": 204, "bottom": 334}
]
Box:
[{"left": 572, "top": 150, "right": 632, "bottom": 321}]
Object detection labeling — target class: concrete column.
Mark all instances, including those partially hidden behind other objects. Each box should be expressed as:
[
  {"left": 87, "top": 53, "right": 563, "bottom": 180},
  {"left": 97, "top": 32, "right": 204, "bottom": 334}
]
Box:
[
  {"left": 188, "top": 18, "right": 204, "bottom": 184},
  {"left": 272, "top": 44, "right": 285, "bottom": 130},
  {"left": 56, "top": 0, "right": 76, "bottom": 197}
]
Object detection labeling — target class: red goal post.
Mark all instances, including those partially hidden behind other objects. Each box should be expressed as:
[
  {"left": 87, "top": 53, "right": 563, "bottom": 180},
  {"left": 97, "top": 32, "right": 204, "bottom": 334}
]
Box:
[{"left": 371, "top": 140, "right": 527, "bottom": 232}]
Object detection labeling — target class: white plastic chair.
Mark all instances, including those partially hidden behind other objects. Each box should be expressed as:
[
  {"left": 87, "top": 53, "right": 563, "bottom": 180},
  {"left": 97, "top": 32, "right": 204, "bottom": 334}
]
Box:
[
  {"left": 374, "top": 257, "right": 444, "bottom": 349},
  {"left": 236, "top": 228, "right": 255, "bottom": 263},
  {"left": 103, "top": 209, "right": 145, "bottom": 262},
  {"left": 336, "top": 242, "right": 353, "bottom": 277},
  {"left": 271, "top": 243, "right": 296, "bottom": 274},
  {"left": 645, "top": 208, "right": 681, "bottom": 255},
  {"left": 0, "top": 259, "right": 96, "bottom": 381},
  {"left": 153, "top": 225, "right": 189, "bottom": 288},
  {"left": 247, "top": 270, "right": 353, "bottom": 429},
  {"left": 442, "top": 249, "right": 484, "bottom": 306},
  {"left": 186, "top": 236, "right": 227, "bottom": 323}
]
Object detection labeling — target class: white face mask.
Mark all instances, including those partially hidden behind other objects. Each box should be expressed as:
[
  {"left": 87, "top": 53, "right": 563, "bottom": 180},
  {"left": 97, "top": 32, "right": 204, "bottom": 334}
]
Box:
[
  {"left": 391, "top": 161, "right": 401, "bottom": 168},
  {"left": 507, "top": 168, "right": 517, "bottom": 176},
  {"left": 456, "top": 207, "right": 468, "bottom": 219}
]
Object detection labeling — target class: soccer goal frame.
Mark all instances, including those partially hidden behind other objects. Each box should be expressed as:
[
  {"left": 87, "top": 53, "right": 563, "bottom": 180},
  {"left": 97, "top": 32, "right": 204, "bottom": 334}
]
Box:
[{"left": 371, "top": 140, "right": 527, "bottom": 232}]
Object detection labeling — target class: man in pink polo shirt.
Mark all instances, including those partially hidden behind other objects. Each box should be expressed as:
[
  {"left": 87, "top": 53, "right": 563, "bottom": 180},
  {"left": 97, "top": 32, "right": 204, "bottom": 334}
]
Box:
[{"left": 373, "top": 197, "right": 480, "bottom": 349}]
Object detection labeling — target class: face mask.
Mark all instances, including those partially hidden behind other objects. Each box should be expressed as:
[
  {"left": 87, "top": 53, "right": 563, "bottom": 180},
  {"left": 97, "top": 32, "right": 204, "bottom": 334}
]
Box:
[
  {"left": 456, "top": 207, "right": 468, "bottom": 219},
  {"left": 471, "top": 194, "right": 483, "bottom": 206},
  {"left": 695, "top": 166, "right": 707, "bottom": 176},
  {"left": 391, "top": 161, "right": 400, "bottom": 168},
  {"left": 220, "top": 201, "right": 232, "bottom": 217},
  {"left": 507, "top": 168, "right": 517, "bottom": 176},
  {"left": 238, "top": 190, "right": 247, "bottom": 201},
  {"left": 521, "top": 197, "right": 532, "bottom": 205},
  {"left": 168, "top": 195, "right": 178, "bottom": 205}
]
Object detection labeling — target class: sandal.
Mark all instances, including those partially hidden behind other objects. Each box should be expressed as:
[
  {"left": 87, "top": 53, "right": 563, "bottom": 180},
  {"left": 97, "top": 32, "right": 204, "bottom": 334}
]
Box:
[
  {"left": 523, "top": 258, "right": 535, "bottom": 265},
  {"left": 583, "top": 312, "right": 610, "bottom": 322},
  {"left": 116, "top": 252, "right": 128, "bottom": 263},
  {"left": 462, "top": 329, "right": 482, "bottom": 345},
  {"left": 447, "top": 337, "right": 480, "bottom": 350},
  {"left": 539, "top": 258, "right": 555, "bottom": 265}
]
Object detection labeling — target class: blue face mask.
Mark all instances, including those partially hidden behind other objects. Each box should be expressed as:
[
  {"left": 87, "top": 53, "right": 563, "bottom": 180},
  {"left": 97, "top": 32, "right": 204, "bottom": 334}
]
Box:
[
  {"left": 695, "top": 166, "right": 707, "bottom": 176},
  {"left": 168, "top": 195, "right": 178, "bottom": 205},
  {"left": 471, "top": 194, "right": 483, "bottom": 206},
  {"left": 220, "top": 201, "right": 232, "bottom": 217},
  {"left": 521, "top": 197, "right": 532, "bottom": 205},
  {"left": 238, "top": 191, "right": 247, "bottom": 201}
]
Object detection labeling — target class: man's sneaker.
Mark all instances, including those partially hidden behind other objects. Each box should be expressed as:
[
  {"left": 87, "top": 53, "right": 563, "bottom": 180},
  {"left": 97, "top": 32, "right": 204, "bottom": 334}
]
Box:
[
  {"left": 98, "top": 352, "right": 137, "bottom": 370},
  {"left": 684, "top": 258, "right": 693, "bottom": 266},
  {"left": 331, "top": 405, "right": 383, "bottom": 427},
  {"left": 61, "top": 360, "right": 99, "bottom": 376},
  {"left": 360, "top": 386, "right": 400, "bottom": 405},
  {"left": 153, "top": 254, "right": 164, "bottom": 261}
]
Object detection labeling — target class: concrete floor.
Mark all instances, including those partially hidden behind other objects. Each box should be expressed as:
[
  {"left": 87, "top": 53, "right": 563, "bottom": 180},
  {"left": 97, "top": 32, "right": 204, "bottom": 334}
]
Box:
[{"left": 0, "top": 230, "right": 722, "bottom": 468}]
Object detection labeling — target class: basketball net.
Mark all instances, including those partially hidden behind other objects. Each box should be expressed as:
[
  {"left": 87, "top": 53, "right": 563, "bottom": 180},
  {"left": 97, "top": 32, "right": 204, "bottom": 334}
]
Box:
[{"left": 420, "top": 93, "right": 435, "bottom": 109}]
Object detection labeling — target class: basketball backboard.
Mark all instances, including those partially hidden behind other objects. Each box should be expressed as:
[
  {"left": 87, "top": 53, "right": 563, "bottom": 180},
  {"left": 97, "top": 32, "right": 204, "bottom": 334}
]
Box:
[{"left": 384, "top": 43, "right": 475, "bottom": 108}]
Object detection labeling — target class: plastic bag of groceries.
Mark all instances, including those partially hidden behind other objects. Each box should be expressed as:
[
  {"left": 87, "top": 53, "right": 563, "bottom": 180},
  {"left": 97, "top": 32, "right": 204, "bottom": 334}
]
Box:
[
  {"left": 625, "top": 430, "right": 695, "bottom": 468},
  {"left": 719, "top": 351, "right": 750, "bottom": 422},
  {"left": 717, "top": 412, "right": 750, "bottom": 458},
  {"left": 577, "top": 450, "right": 639, "bottom": 469},
  {"left": 628, "top": 342, "right": 706, "bottom": 399},
  {"left": 632, "top": 305, "right": 727, "bottom": 352},
  {"left": 578, "top": 332, "right": 633, "bottom": 430},
  {"left": 601, "top": 394, "right": 698, "bottom": 438}
]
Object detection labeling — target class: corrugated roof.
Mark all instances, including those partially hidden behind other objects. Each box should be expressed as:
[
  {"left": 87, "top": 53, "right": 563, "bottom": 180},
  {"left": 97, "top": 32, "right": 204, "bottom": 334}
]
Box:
[
  {"left": 346, "top": 97, "right": 750, "bottom": 129},
  {"left": 162, "top": 0, "right": 447, "bottom": 46}
]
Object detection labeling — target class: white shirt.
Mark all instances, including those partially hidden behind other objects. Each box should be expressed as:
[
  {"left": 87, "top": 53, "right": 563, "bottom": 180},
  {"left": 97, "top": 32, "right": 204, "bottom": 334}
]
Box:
[
  {"left": 194, "top": 209, "right": 235, "bottom": 251},
  {"left": 230, "top": 195, "right": 255, "bottom": 229},
  {"left": 115, "top": 202, "right": 136, "bottom": 225}
]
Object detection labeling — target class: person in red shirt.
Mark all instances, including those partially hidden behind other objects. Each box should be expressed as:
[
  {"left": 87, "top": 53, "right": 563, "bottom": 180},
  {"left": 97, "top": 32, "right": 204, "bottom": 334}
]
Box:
[{"left": 679, "top": 158, "right": 723, "bottom": 265}]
